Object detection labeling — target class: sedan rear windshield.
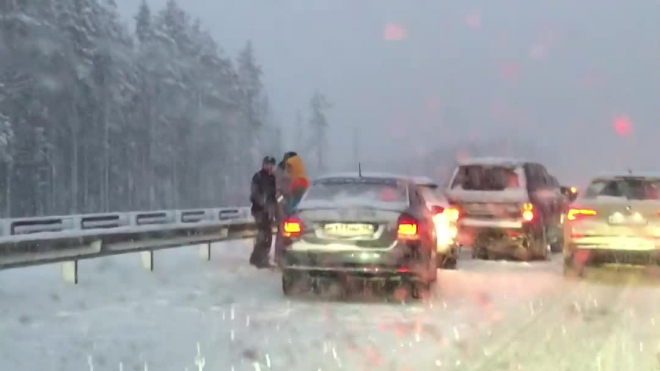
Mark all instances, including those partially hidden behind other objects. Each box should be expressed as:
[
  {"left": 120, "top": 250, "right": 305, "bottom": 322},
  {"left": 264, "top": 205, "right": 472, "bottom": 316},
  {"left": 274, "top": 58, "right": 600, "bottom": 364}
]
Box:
[
  {"left": 303, "top": 179, "right": 408, "bottom": 206},
  {"left": 584, "top": 178, "right": 660, "bottom": 200},
  {"left": 451, "top": 165, "right": 521, "bottom": 191}
]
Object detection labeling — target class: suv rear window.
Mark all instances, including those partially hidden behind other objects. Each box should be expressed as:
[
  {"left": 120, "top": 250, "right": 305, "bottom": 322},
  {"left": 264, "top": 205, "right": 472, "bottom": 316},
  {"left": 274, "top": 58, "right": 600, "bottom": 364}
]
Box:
[
  {"left": 584, "top": 178, "right": 660, "bottom": 200},
  {"left": 451, "top": 165, "right": 521, "bottom": 191},
  {"left": 303, "top": 178, "right": 408, "bottom": 205}
]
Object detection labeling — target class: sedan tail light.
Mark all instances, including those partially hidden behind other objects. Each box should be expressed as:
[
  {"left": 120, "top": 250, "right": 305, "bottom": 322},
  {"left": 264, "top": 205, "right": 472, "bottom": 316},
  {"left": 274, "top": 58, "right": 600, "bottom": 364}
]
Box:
[
  {"left": 567, "top": 208, "right": 597, "bottom": 221},
  {"left": 283, "top": 217, "right": 302, "bottom": 238},
  {"left": 397, "top": 214, "right": 420, "bottom": 240}
]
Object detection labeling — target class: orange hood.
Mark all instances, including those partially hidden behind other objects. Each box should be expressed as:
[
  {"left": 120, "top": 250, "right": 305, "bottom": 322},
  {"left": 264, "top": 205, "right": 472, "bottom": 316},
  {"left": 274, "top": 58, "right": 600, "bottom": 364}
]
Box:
[{"left": 286, "top": 155, "right": 307, "bottom": 180}]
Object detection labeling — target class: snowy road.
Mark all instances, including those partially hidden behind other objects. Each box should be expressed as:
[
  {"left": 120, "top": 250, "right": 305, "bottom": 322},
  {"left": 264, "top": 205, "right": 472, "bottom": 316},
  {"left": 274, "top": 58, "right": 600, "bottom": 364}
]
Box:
[{"left": 2, "top": 241, "right": 660, "bottom": 371}]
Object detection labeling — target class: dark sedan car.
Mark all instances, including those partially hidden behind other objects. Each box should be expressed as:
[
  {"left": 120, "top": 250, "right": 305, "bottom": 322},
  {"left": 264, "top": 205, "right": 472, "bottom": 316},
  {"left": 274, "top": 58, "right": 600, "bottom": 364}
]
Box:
[{"left": 279, "top": 173, "right": 438, "bottom": 299}]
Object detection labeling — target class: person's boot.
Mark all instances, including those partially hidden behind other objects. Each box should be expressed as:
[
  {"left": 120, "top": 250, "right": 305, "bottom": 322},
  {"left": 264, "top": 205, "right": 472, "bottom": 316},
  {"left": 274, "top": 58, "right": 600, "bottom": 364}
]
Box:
[
  {"left": 255, "top": 259, "right": 273, "bottom": 269},
  {"left": 249, "top": 253, "right": 262, "bottom": 267}
]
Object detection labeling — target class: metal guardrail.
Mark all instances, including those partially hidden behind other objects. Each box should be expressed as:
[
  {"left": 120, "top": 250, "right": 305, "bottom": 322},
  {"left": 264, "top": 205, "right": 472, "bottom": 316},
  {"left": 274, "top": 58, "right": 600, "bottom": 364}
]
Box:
[{"left": 0, "top": 207, "right": 259, "bottom": 283}]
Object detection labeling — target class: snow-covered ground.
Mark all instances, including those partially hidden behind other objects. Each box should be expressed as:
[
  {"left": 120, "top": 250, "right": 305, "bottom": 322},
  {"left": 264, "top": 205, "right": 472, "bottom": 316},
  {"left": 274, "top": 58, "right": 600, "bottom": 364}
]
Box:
[{"left": 2, "top": 241, "right": 660, "bottom": 371}]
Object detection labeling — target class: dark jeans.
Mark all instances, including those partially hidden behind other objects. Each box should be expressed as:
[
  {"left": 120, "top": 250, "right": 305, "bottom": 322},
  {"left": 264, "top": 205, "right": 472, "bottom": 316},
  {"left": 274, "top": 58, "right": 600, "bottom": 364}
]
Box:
[
  {"left": 250, "top": 211, "right": 273, "bottom": 266},
  {"left": 273, "top": 203, "right": 288, "bottom": 266}
]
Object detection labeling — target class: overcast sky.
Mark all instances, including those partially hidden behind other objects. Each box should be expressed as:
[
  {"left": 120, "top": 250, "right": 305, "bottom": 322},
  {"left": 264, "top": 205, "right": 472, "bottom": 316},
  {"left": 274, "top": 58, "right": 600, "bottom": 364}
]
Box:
[{"left": 116, "top": 0, "right": 660, "bottom": 185}]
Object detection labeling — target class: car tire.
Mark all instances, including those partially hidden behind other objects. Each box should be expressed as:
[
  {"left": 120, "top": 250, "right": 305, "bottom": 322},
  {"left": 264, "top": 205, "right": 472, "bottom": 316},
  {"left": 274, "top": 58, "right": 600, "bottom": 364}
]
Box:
[
  {"left": 411, "top": 281, "right": 431, "bottom": 300},
  {"left": 472, "top": 246, "right": 488, "bottom": 260},
  {"left": 534, "top": 227, "right": 549, "bottom": 261},
  {"left": 549, "top": 222, "right": 564, "bottom": 253},
  {"left": 429, "top": 256, "right": 438, "bottom": 282},
  {"left": 550, "top": 241, "right": 563, "bottom": 254},
  {"left": 563, "top": 255, "right": 584, "bottom": 279},
  {"left": 438, "top": 254, "right": 457, "bottom": 269},
  {"left": 282, "top": 270, "right": 306, "bottom": 296}
]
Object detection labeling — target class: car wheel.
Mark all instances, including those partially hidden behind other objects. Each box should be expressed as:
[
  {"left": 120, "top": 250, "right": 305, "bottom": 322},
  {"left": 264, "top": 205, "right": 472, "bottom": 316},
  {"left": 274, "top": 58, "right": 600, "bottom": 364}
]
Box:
[
  {"left": 549, "top": 222, "right": 564, "bottom": 253},
  {"left": 534, "top": 228, "right": 549, "bottom": 261},
  {"left": 472, "top": 246, "right": 488, "bottom": 260},
  {"left": 563, "top": 255, "right": 584, "bottom": 279},
  {"left": 411, "top": 281, "right": 431, "bottom": 300},
  {"left": 438, "top": 254, "right": 457, "bottom": 269},
  {"left": 429, "top": 256, "right": 438, "bottom": 282},
  {"left": 550, "top": 241, "right": 563, "bottom": 253},
  {"left": 282, "top": 270, "right": 307, "bottom": 296}
]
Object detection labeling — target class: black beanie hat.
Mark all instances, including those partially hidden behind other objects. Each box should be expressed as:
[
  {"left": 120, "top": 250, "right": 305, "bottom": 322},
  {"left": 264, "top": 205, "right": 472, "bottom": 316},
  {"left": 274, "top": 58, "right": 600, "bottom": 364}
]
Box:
[{"left": 283, "top": 151, "right": 298, "bottom": 162}]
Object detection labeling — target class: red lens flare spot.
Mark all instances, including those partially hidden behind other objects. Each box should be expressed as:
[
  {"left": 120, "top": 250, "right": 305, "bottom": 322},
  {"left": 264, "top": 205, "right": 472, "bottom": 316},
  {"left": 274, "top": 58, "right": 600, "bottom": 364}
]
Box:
[
  {"left": 380, "top": 188, "right": 396, "bottom": 201},
  {"left": 426, "top": 96, "right": 443, "bottom": 112},
  {"left": 383, "top": 23, "right": 406, "bottom": 41},
  {"left": 579, "top": 70, "right": 606, "bottom": 89},
  {"left": 614, "top": 116, "right": 632, "bottom": 137},
  {"left": 465, "top": 12, "right": 481, "bottom": 29},
  {"left": 529, "top": 44, "right": 547, "bottom": 60},
  {"left": 499, "top": 62, "right": 519, "bottom": 81}
]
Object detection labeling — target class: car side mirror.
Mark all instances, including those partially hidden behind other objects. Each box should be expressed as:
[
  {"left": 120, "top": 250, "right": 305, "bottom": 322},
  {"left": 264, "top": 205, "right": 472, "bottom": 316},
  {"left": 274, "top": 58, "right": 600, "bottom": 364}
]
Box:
[{"left": 560, "top": 186, "right": 578, "bottom": 202}]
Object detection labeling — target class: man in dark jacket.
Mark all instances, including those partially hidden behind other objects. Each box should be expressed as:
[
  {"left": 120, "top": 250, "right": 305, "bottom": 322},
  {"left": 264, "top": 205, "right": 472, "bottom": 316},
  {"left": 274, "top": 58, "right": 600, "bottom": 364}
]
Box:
[{"left": 249, "top": 156, "right": 277, "bottom": 268}]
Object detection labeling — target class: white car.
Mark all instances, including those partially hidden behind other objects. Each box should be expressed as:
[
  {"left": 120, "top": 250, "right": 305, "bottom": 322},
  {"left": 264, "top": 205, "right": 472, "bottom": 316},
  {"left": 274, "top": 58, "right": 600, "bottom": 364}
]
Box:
[
  {"left": 563, "top": 173, "right": 660, "bottom": 276},
  {"left": 413, "top": 177, "right": 460, "bottom": 269}
]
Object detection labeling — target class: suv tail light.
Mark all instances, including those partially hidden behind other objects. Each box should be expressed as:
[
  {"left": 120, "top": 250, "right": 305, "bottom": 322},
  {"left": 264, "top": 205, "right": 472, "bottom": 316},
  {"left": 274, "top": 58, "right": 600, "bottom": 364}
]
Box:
[
  {"left": 522, "top": 203, "right": 534, "bottom": 222},
  {"left": 431, "top": 206, "right": 460, "bottom": 221},
  {"left": 283, "top": 217, "right": 302, "bottom": 238},
  {"left": 397, "top": 214, "right": 420, "bottom": 240},
  {"left": 567, "top": 208, "right": 597, "bottom": 221},
  {"left": 444, "top": 207, "right": 460, "bottom": 222}
]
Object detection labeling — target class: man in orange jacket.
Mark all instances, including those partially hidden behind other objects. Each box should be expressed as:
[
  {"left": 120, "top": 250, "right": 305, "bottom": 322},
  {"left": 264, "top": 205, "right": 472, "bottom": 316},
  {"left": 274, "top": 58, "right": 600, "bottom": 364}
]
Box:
[
  {"left": 284, "top": 153, "right": 310, "bottom": 215},
  {"left": 273, "top": 151, "right": 297, "bottom": 266}
]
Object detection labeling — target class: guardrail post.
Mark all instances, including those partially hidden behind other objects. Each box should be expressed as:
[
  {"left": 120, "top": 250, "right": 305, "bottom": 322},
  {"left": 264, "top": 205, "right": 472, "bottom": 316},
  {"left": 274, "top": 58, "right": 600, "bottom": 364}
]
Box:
[
  {"left": 198, "top": 242, "right": 212, "bottom": 261},
  {"left": 61, "top": 261, "right": 78, "bottom": 284},
  {"left": 141, "top": 251, "right": 154, "bottom": 271}
]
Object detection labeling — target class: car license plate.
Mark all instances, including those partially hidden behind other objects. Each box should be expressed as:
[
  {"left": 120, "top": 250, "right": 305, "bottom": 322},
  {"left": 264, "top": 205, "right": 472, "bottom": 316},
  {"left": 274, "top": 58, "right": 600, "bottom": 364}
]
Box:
[
  {"left": 608, "top": 213, "right": 647, "bottom": 226},
  {"left": 324, "top": 223, "right": 374, "bottom": 237},
  {"left": 616, "top": 238, "right": 655, "bottom": 251}
]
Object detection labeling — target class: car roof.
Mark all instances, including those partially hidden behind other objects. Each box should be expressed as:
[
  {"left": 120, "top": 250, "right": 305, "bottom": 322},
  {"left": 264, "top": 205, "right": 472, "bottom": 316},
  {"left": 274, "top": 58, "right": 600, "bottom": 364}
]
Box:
[
  {"left": 315, "top": 172, "right": 442, "bottom": 187},
  {"left": 314, "top": 172, "right": 411, "bottom": 182},
  {"left": 591, "top": 172, "right": 660, "bottom": 181},
  {"left": 411, "top": 176, "right": 438, "bottom": 188},
  {"left": 456, "top": 157, "right": 528, "bottom": 167}
]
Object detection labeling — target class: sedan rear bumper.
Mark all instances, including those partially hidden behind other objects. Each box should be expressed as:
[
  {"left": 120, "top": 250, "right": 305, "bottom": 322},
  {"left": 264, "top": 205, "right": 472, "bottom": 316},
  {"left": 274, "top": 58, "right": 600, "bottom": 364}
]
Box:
[
  {"left": 567, "top": 248, "right": 660, "bottom": 266},
  {"left": 284, "top": 265, "right": 411, "bottom": 275},
  {"left": 282, "top": 249, "right": 428, "bottom": 277},
  {"left": 569, "top": 236, "right": 660, "bottom": 251}
]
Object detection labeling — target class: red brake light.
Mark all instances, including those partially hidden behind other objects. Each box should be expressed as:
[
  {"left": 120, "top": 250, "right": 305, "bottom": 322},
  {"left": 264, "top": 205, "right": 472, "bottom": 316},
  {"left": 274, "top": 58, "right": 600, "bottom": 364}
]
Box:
[
  {"left": 397, "top": 215, "right": 419, "bottom": 240},
  {"left": 567, "top": 208, "right": 597, "bottom": 221},
  {"left": 283, "top": 217, "right": 302, "bottom": 238}
]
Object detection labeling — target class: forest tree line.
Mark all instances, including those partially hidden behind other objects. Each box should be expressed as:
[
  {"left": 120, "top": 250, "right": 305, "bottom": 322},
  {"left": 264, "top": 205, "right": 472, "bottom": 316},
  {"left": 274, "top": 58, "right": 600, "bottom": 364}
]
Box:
[{"left": 0, "top": 0, "right": 284, "bottom": 218}]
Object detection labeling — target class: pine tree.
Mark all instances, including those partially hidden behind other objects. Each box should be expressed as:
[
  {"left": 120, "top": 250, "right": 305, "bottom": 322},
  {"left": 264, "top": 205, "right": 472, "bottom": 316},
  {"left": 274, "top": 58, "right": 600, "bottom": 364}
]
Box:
[
  {"left": 0, "top": 0, "right": 276, "bottom": 217},
  {"left": 237, "top": 41, "right": 265, "bottom": 170},
  {"left": 0, "top": 112, "right": 14, "bottom": 216},
  {"left": 309, "top": 92, "right": 331, "bottom": 172},
  {"left": 135, "top": 0, "right": 152, "bottom": 43}
]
